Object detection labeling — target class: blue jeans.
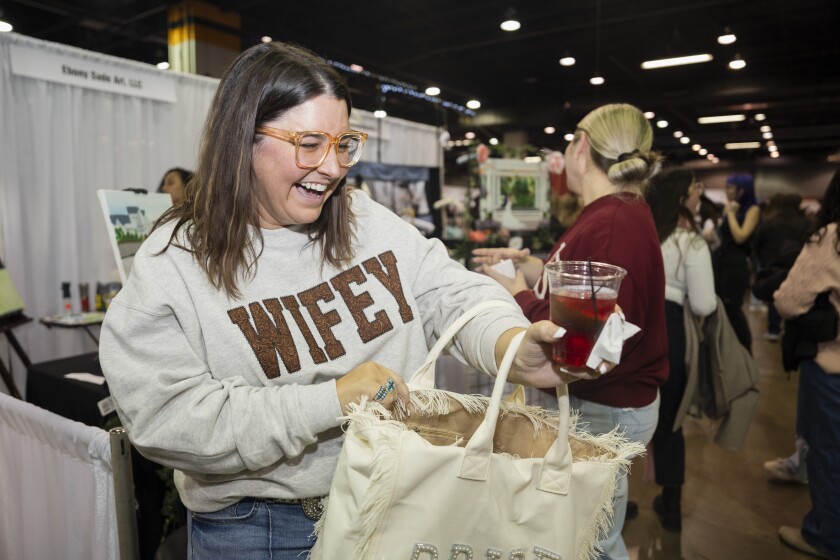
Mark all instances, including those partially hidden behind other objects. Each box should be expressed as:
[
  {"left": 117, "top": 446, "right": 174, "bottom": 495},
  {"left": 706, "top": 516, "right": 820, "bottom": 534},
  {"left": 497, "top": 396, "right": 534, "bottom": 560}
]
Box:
[
  {"left": 570, "top": 393, "right": 660, "bottom": 560},
  {"left": 188, "top": 498, "right": 315, "bottom": 560},
  {"left": 798, "top": 360, "right": 840, "bottom": 558}
]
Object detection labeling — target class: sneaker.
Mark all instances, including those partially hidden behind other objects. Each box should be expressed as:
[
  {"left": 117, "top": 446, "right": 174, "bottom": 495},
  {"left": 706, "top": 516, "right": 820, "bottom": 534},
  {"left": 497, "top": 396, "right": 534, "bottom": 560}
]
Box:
[
  {"left": 779, "top": 526, "right": 840, "bottom": 559},
  {"left": 764, "top": 458, "right": 808, "bottom": 484},
  {"left": 764, "top": 332, "right": 781, "bottom": 342}
]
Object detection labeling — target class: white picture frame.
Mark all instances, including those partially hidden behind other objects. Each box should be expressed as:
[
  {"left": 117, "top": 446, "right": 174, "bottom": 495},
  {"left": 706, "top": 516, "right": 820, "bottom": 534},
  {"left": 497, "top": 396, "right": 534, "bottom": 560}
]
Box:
[
  {"left": 479, "top": 159, "right": 549, "bottom": 231},
  {"left": 97, "top": 190, "right": 173, "bottom": 284}
]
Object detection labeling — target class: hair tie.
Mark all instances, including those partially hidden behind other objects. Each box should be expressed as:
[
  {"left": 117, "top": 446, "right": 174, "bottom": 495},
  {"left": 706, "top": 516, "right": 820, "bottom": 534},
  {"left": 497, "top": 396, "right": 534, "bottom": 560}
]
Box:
[{"left": 617, "top": 149, "right": 640, "bottom": 162}]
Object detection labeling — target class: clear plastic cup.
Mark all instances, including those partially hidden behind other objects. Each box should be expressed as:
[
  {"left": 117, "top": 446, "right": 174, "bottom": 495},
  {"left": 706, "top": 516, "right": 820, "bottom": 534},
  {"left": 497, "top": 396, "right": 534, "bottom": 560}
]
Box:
[{"left": 545, "top": 261, "right": 627, "bottom": 368}]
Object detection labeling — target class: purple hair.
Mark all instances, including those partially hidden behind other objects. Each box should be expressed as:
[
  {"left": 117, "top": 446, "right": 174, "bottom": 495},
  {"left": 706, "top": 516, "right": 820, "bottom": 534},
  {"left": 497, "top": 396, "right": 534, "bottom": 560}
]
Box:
[{"left": 726, "top": 173, "right": 757, "bottom": 220}]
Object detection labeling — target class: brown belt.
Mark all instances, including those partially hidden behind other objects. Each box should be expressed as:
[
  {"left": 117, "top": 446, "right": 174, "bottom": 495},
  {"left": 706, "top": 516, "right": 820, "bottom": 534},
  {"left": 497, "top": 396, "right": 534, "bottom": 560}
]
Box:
[{"left": 260, "top": 496, "right": 326, "bottom": 520}]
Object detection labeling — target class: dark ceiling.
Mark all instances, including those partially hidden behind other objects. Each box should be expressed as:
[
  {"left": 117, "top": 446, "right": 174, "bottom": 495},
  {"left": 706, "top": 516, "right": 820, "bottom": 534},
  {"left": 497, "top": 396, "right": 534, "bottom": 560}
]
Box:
[{"left": 4, "top": 0, "right": 840, "bottom": 165}]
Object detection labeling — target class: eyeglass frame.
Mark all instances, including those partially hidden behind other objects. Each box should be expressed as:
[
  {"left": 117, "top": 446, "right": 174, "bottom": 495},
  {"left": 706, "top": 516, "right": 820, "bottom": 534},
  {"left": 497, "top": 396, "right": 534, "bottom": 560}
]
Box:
[{"left": 255, "top": 125, "right": 369, "bottom": 169}]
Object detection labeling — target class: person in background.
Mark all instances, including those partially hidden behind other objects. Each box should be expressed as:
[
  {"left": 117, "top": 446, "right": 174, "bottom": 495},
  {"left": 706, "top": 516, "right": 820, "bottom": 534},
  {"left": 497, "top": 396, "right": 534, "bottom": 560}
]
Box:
[
  {"left": 157, "top": 167, "right": 193, "bottom": 205},
  {"left": 645, "top": 168, "right": 716, "bottom": 532},
  {"left": 548, "top": 192, "right": 584, "bottom": 240},
  {"left": 473, "top": 103, "right": 668, "bottom": 560},
  {"left": 713, "top": 173, "right": 761, "bottom": 352},
  {"left": 752, "top": 193, "right": 810, "bottom": 341},
  {"left": 98, "top": 41, "right": 574, "bottom": 559},
  {"left": 774, "top": 168, "right": 840, "bottom": 560}
]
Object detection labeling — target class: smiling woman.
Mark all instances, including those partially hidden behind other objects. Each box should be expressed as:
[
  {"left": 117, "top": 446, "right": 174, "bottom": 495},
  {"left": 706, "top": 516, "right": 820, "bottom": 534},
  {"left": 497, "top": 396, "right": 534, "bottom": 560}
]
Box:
[{"left": 97, "top": 40, "right": 571, "bottom": 560}]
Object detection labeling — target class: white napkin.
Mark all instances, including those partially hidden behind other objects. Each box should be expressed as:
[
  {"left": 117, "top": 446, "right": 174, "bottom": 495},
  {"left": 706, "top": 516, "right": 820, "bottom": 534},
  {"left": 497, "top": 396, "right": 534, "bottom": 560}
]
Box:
[
  {"left": 488, "top": 258, "right": 516, "bottom": 279},
  {"left": 585, "top": 312, "right": 641, "bottom": 370}
]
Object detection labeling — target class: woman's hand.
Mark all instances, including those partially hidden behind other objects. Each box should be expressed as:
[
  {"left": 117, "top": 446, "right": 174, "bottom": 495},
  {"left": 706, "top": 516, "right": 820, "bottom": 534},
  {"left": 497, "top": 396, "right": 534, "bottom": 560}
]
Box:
[
  {"left": 724, "top": 199, "right": 740, "bottom": 216},
  {"left": 471, "top": 247, "right": 531, "bottom": 268},
  {"left": 336, "top": 362, "right": 409, "bottom": 412},
  {"left": 497, "top": 322, "right": 609, "bottom": 387}
]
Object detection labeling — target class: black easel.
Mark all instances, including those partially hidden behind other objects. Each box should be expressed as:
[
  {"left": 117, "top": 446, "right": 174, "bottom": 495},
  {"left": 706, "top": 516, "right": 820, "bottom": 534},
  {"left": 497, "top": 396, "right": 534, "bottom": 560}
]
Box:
[{"left": 0, "top": 313, "right": 33, "bottom": 399}]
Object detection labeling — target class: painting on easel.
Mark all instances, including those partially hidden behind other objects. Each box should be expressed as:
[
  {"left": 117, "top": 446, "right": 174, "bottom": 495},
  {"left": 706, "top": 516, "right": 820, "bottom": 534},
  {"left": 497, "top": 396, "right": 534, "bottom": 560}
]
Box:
[{"left": 97, "top": 190, "right": 173, "bottom": 284}]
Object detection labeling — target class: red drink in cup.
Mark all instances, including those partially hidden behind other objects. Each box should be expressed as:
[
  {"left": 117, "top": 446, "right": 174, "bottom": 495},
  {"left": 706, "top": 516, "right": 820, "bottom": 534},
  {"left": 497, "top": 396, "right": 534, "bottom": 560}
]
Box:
[{"left": 545, "top": 261, "right": 627, "bottom": 369}]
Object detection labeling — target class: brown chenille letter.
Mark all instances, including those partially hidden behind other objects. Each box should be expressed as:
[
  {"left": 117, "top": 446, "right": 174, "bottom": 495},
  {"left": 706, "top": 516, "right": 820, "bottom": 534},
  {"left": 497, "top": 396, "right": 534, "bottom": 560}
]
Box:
[
  {"left": 227, "top": 300, "right": 301, "bottom": 378},
  {"left": 297, "top": 282, "right": 346, "bottom": 360},
  {"left": 331, "top": 265, "right": 393, "bottom": 343},
  {"left": 280, "top": 295, "right": 328, "bottom": 364},
  {"left": 362, "top": 251, "right": 414, "bottom": 324}
]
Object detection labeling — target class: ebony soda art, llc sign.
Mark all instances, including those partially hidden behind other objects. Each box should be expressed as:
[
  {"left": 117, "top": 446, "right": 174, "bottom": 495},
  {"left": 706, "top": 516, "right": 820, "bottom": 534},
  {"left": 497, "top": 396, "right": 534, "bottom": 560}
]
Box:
[{"left": 9, "top": 42, "right": 176, "bottom": 103}]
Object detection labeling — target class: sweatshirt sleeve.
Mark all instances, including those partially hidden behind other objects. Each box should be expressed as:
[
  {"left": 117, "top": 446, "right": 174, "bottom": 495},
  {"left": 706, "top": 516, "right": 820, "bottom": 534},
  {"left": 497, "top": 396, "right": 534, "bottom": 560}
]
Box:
[
  {"left": 774, "top": 232, "right": 835, "bottom": 320},
  {"left": 404, "top": 230, "right": 530, "bottom": 377},
  {"left": 99, "top": 250, "right": 343, "bottom": 475}
]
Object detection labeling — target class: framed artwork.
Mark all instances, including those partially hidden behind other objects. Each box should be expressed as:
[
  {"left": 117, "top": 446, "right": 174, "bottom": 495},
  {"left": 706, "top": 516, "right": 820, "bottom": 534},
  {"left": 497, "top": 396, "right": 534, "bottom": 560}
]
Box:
[
  {"left": 479, "top": 159, "right": 549, "bottom": 231},
  {"left": 97, "top": 190, "right": 173, "bottom": 284}
]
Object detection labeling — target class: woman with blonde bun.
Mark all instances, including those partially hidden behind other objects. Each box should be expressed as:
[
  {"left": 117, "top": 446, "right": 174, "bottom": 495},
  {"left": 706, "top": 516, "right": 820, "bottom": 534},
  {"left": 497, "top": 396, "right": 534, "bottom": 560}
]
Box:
[{"left": 475, "top": 103, "right": 668, "bottom": 560}]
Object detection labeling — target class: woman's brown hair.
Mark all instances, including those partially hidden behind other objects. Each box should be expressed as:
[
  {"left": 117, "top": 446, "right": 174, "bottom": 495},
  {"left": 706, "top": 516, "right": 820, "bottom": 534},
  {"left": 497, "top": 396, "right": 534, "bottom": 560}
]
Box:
[{"left": 156, "top": 41, "right": 356, "bottom": 298}]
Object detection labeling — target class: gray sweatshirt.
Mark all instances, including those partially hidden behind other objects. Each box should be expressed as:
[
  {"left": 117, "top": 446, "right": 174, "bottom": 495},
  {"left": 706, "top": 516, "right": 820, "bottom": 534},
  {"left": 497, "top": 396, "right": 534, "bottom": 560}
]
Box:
[{"left": 99, "top": 191, "right": 529, "bottom": 512}]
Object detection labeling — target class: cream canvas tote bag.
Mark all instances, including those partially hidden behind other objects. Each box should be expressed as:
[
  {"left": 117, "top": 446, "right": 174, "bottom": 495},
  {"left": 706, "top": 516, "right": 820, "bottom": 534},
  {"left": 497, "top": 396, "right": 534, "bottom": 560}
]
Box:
[{"left": 312, "top": 301, "right": 643, "bottom": 560}]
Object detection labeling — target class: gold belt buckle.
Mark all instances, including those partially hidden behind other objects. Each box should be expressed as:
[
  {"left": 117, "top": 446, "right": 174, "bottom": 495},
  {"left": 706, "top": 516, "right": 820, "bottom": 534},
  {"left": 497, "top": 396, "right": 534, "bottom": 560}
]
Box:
[{"left": 301, "top": 497, "right": 324, "bottom": 521}]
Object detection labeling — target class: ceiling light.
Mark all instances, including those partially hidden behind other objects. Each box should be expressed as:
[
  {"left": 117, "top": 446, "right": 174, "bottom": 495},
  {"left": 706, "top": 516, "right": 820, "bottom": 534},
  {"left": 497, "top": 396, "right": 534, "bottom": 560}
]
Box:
[
  {"left": 524, "top": 156, "right": 542, "bottom": 163},
  {"left": 590, "top": 75, "right": 605, "bottom": 85},
  {"left": 728, "top": 54, "right": 746, "bottom": 70},
  {"left": 349, "top": 64, "right": 364, "bottom": 72},
  {"left": 373, "top": 110, "right": 387, "bottom": 119},
  {"left": 717, "top": 27, "right": 737, "bottom": 45},
  {"left": 760, "top": 125, "right": 772, "bottom": 133},
  {"left": 697, "top": 114, "right": 746, "bottom": 124},
  {"left": 425, "top": 86, "right": 440, "bottom": 96},
  {"left": 771, "top": 151, "right": 780, "bottom": 158},
  {"left": 762, "top": 132, "right": 773, "bottom": 139},
  {"left": 564, "top": 133, "right": 575, "bottom": 141},
  {"left": 768, "top": 145, "right": 779, "bottom": 152},
  {"left": 725, "top": 141, "right": 761, "bottom": 149},
  {"left": 466, "top": 99, "right": 481, "bottom": 109},
  {"left": 673, "top": 131, "right": 684, "bottom": 138},
  {"left": 465, "top": 132, "right": 476, "bottom": 139},
  {"left": 707, "top": 154, "right": 715, "bottom": 160},
  {"left": 500, "top": 8, "right": 521, "bottom": 32},
  {"left": 261, "top": 36, "right": 272, "bottom": 43},
  {"left": 699, "top": 148, "right": 708, "bottom": 156},
  {"left": 559, "top": 56, "right": 576, "bottom": 67},
  {"left": 489, "top": 138, "right": 499, "bottom": 145},
  {"left": 454, "top": 140, "right": 464, "bottom": 146},
  {"left": 680, "top": 137, "right": 690, "bottom": 144},
  {"left": 766, "top": 140, "right": 776, "bottom": 147},
  {"left": 544, "top": 126, "right": 556, "bottom": 134},
  {"left": 156, "top": 61, "right": 170, "bottom": 70},
  {"left": 656, "top": 120, "right": 668, "bottom": 128},
  {"left": 692, "top": 144, "right": 701, "bottom": 151},
  {"left": 0, "top": 19, "right": 12, "bottom": 32},
  {"left": 755, "top": 113, "right": 767, "bottom": 121},
  {"left": 644, "top": 111, "right": 655, "bottom": 119},
  {"left": 641, "top": 54, "right": 713, "bottom": 69}
]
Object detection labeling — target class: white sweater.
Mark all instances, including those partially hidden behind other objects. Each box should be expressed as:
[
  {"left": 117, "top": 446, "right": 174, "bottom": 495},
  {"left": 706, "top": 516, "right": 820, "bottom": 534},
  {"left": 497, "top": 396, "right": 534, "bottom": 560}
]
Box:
[
  {"left": 661, "top": 228, "right": 716, "bottom": 317},
  {"left": 99, "top": 192, "right": 528, "bottom": 512}
]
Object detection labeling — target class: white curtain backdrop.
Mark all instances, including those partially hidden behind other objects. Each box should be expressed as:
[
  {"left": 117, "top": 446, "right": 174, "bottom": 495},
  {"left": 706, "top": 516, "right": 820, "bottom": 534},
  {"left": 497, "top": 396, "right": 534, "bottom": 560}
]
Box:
[
  {"left": 0, "top": 33, "right": 441, "bottom": 395},
  {"left": 0, "top": 391, "right": 116, "bottom": 559}
]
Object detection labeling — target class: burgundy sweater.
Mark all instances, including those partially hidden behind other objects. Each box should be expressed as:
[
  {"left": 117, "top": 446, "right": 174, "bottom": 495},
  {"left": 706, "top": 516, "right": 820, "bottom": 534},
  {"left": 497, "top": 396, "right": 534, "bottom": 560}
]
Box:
[{"left": 515, "top": 192, "right": 668, "bottom": 407}]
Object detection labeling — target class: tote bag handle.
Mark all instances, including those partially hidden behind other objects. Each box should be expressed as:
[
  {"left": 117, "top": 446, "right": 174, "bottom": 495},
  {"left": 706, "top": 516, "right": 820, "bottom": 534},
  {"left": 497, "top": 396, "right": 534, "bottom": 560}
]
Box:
[
  {"left": 407, "top": 300, "right": 519, "bottom": 391},
  {"left": 458, "top": 331, "right": 574, "bottom": 495}
]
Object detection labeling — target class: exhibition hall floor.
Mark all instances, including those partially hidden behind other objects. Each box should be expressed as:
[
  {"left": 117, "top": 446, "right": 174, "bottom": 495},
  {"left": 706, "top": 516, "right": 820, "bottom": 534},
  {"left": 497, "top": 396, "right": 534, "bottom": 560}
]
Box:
[{"left": 624, "top": 305, "right": 812, "bottom": 560}]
